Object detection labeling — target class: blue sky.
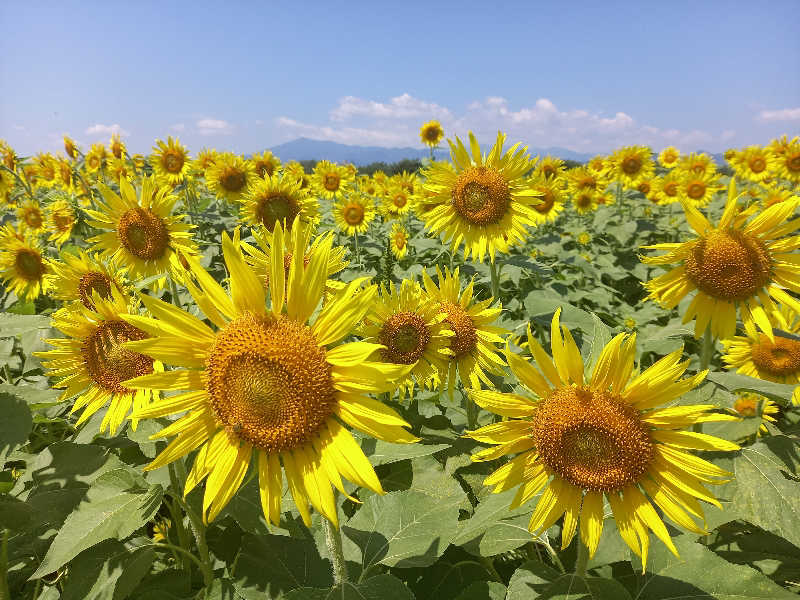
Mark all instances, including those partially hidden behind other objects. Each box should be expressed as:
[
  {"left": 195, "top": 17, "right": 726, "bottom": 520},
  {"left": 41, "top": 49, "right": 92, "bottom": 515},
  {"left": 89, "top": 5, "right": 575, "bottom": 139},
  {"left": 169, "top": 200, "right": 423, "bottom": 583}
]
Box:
[{"left": 1, "top": 0, "right": 798, "bottom": 156}]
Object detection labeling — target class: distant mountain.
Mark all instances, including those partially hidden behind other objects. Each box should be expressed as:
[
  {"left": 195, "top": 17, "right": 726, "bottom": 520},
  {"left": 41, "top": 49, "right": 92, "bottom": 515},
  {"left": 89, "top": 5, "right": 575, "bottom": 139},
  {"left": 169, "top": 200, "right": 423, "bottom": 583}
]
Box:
[{"left": 266, "top": 137, "right": 595, "bottom": 165}]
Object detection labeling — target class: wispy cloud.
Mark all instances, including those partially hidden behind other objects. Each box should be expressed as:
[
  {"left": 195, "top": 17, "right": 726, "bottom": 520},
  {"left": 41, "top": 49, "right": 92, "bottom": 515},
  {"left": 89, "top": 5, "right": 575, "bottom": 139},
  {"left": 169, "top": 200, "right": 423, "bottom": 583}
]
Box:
[
  {"left": 85, "top": 123, "right": 130, "bottom": 137},
  {"left": 196, "top": 118, "right": 234, "bottom": 135},
  {"left": 756, "top": 107, "right": 800, "bottom": 122},
  {"left": 330, "top": 93, "right": 452, "bottom": 122},
  {"left": 169, "top": 123, "right": 186, "bottom": 132}
]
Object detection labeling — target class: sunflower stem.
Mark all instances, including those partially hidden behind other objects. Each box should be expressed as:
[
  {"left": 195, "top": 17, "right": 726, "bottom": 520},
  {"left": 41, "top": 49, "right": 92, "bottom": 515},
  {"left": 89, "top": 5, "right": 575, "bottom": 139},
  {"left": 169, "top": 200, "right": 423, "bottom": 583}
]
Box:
[
  {"left": 169, "top": 459, "right": 213, "bottom": 588},
  {"left": 574, "top": 537, "right": 589, "bottom": 577},
  {"left": 699, "top": 326, "right": 714, "bottom": 372},
  {"left": 169, "top": 276, "right": 181, "bottom": 307},
  {"left": 0, "top": 529, "right": 10, "bottom": 600},
  {"left": 489, "top": 260, "right": 501, "bottom": 300},
  {"left": 323, "top": 515, "right": 348, "bottom": 584},
  {"left": 354, "top": 231, "right": 361, "bottom": 269}
]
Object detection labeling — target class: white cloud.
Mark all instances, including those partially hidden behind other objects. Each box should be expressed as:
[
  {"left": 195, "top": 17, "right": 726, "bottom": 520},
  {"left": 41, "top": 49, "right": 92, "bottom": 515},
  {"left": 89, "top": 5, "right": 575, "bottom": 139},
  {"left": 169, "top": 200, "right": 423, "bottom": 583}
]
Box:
[
  {"left": 756, "top": 107, "right": 800, "bottom": 122},
  {"left": 721, "top": 129, "right": 736, "bottom": 141},
  {"left": 330, "top": 93, "right": 452, "bottom": 122},
  {"left": 85, "top": 123, "right": 130, "bottom": 137},
  {"left": 169, "top": 123, "right": 186, "bottom": 132},
  {"left": 196, "top": 118, "right": 234, "bottom": 135},
  {"left": 255, "top": 119, "right": 265, "bottom": 126},
  {"left": 13, "top": 125, "right": 24, "bottom": 131}
]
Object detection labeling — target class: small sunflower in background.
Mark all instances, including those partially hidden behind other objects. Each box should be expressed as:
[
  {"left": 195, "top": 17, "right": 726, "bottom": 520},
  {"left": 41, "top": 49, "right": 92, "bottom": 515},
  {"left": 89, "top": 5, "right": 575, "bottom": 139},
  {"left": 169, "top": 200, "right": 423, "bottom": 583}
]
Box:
[
  {"left": 312, "top": 160, "right": 353, "bottom": 199},
  {"left": 333, "top": 193, "right": 375, "bottom": 235},
  {"left": 0, "top": 231, "right": 48, "bottom": 302},
  {"left": 572, "top": 190, "right": 598, "bottom": 215},
  {"left": 761, "top": 185, "right": 796, "bottom": 208},
  {"left": 382, "top": 185, "right": 413, "bottom": 218},
  {"left": 730, "top": 146, "right": 777, "bottom": 184},
  {"left": 422, "top": 266, "right": 506, "bottom": 392},
  {"left": 678, "top": 171, "right": 720, "bottom": 207},
  {"left": 84, "top": 143, "right": 107, "bottom": 174},
  {"left": 109, "top": 133, "right": 127, "bottom": 160},
  {"left": 63, "top": 135, "right": 79, "bottom": 160},
  {"left": 769, "top": 136, "right": 800, "bottom": 184},
  {"left": 537, "top": 155, "right": 566, "bottom": 181},
  {"left": 362, "top": 280, "right": 453, "bottom": 397},
  {"left": 151, "top": 136, "right": 190, "bottom": 186},
  {"left": 529, "top": 179, "right": 565, "bottom": 225},
  {"left": 241, "top": 172, "right": 318, "bottom": 232},
  {"left": 390, "top": 223, "right": 409, "bottom": 259},
  {"left": 250, "top": 150, "right": 282, "bottom": 178},
  {"left": 192, "top": 148, "right": 218, "bottom": 175},
  {"left": 643, "top": 181, "right": 800, "bottom": 340},
  {"left": 565, "top": 166, "right": 603, "bottom": 195},
  {"left": 586, "top": 155, "right": 606, "bottom": 176},
  {"left": 283, "top": 161, "right": 312, "bottom": 191},
  {"left": 0, "top": 170, "right": 14, "bottom": 207},
  {"left": 35, "top": 287, "right": 161, "bottom": 435},
  {"left": 121, "top": 221, "right": 416, "bottom": 526},
  {"left": 46, "top": 198, "right": 77, "bottom": 247},
  {"left": 45, "top": 250, "right": 128, "bottom": 310},
  {"left": 657, "top": 146, "right": 680, "bottom": 169},
  {"left": 676, "top": 152, "right": 717, "bottom": 178},
  {"left": 607, "top": 145, "right": 654, "bottom": 189},
  {"left": 732, "top": 392, "right": 779, "bottom": 435},
  {"left": 108, "top": 157, "right": 135, "bottom": 183},
  {"left": 206, "top": 153, "right": 256, "bottom": 203},
  {"left": 654, "top": 171, "right": 682, "bottom": 204},
  {"left": 0, "top": 140, "right": 16, "bottom": 171},
  {"left": 420, "top": 131, "right": 542, "bottom": 263},
  {"left": 467, "top": 309, "right": 738, "bottom": 568},
  {"left": 419, "top": 120, "right": 444, "bottom": 148},
  {"left": 17, "top": 200, "right": 46, "bottom": 236},
  {"left": 85, "top": 176, "right": 197, "bottom": 289},
  {"left": 54, "top": 157, "right": 76, "bottom": 192}
]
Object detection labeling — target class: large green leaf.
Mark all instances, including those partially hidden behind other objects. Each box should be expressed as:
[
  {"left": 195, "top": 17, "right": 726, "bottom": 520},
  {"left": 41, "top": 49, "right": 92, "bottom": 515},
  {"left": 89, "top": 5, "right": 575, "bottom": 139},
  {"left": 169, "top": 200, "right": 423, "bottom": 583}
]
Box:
[
  {"left": 284, "top": 575, "right": 414, "bottom": 600},
  {"left": 31, "top": 469, "right": 163, "bottom": 578},
  {"left": 506, "top": 560, "right": 632, "bottom": 600},
  {"left": 0, "top": 390, "right": 32, "bottom": 461},
  {"left": 0, "top": 313, "right": 51, "bottom": 337},
  {"left": 707, "top": 372, "right": 797, "bottom": 404},
  {"left": 60, "top": 540, "right": 155, "bottom": 600},
  {"left": 454, "top": 581, "right": 506, "bottom": 600},
  {"left": 361, "top": 438, "right": 449, "bottom": 466},
  {"left": 452, "top": 489, "right": 534, "bottom": 557}
]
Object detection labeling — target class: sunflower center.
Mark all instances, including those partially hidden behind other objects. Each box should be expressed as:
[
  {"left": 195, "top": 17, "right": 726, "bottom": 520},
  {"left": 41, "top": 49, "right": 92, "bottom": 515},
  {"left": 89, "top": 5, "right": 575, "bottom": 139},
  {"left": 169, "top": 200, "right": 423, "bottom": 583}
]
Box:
[
  {"left": 117, "top": 207, "right": 170, "bottom": 260},
  {"left": 257, "top": 161, "right": 275, "bottom": 177},
  {"left": 53, "top": 211, "right": 73, "bottom": 232},
  {"left": 378, "top": 312, "right": 430, "bottom": 364},
  {"left": 452, "top": 167, "right": 510, "bottom": 226},
  {"left": 664, "top": 152, "right": 677, "bottom": 163},
  {"left": 163, "top": 151, "right": 184, "bottom": 174},
  {"left": 440, "top": 301, "right": 477, "bottom": 358},
  {"left": 749, "top": 157, "right": 766, "bottom": 173},
  {"left": 393, "top": 194, "right": 407, "bottom": 208},
  {"left": 323, "top": 174, "right": 340, "bottom": 192},
  {"left": 787, "top": 153, "right": 800, "bottom": 173},
  {"left": 424, "top": 127, "right": 440, "bottom": 142},
  {"left": 82, "top": 320, "right": 153, "bottom": 394},
  {"left": 78, "top": 271, "right": 113, "bottom": 309},
  {"left": 542, "top": 165, "right": 557, "bottom": 179},
  {"left": 534, "top": 386, "right": 654, "bottom": 492},
  {"left": 637, "top": 182, "right": 651, "bottom": 195},
  {"left": 575, "top": 193, "right": 592, "bottom": 208},
  {"left": 24, "top": 208, "right": 43, "bottom": 228},
  {"left": 88, "top": 156, "right": 100, "bottom": 169},
  {"left": 685, "top": 229, "right": 772, "bottom": 301},
  {"left": 534, "top": 190, "right": 555, "bottom": 214},
  {"left": 344, "top": 204, "right": 365, "bottom": 225},
  {"left": 221, "top": 170, "right": 246, "bottom": 192},
  {"left": 206, "top": 314, "right": 336, "bottom": 452},
  {"left": 256, "top": 194, "right": 299, "bottom": 231},
  {"left": 687, "top": 182, "right": 706, "bottom": 200},
  {"left": 751, "top": 335, "right": 800, "bottom": 376},
  {"left": 621, "top": 157, "right": 642, "bottom": 175},
  {"left": 393, "top": 232, "right": 407, "bottom": 249},
  {"left": 14, "top": 249, "right": 45, "bottom": 281}
]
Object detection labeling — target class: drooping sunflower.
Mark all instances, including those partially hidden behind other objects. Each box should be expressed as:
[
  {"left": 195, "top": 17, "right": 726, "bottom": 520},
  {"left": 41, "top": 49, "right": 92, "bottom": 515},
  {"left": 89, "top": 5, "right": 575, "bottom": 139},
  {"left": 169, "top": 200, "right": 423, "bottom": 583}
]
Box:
[
  {"left": 730, "top": 146, "right": 777, "bottom": 184},
  {"left": 676, "top": 152, "right": 716, "bottom": 178},
  {"left": 312, "top": 160, "right": 353, "bottom": 199},
  {"left": 420, "top": 120, "right": 444, "bottom": 148},
  {"left": 761, "top": 185, "right": 796, "bottom": 208},
  {"left": 85, "top": 176, "right": 197, "bottom": 289},
  {"left": 151, "top": 136, "right": 190, "bottom": 186},
  {"left": 362, "top": 280, "right": 453, "bottom": 395},
  {"left": 467, "top": 309, "right": 739, "bottom": 567},
  {"left": 192, "top": 148, "right": 218, "bottom": 175},
  {"left": 608, "top": 146, "right": 655, "bottom": 189},
  {"left": 206, "top": 153, "right": 256, "bottom": 203},
  {"left": 109, "top": 133, "right": 127, "bottom": 160},
  {"left": 0, "top": 231, "right": 48, "bottom": 301},
  {"left": 46, "top": 198, "right": 77, "bottom": 246},
  {"left": 0, "top": 140, "right": 16, "bottom": 171},
  {"left": 529, "top": 178, "right": 565, "bottom": 225},
  {"left": 84, "top": 143, "right": 107, "bottom": 174},
  {"left": 44, "top": 250, "right": 128, "bottom": 310},
  {"left": 35, "top": 287, "right": 161, "bottom": 434},
  {"left": 420, "top": 132, "right": 542, "bottom": 262},
  {"left": 63, "top": 135, "right": 79, "bottom": 160},
  {"left": 678, "top": 171, "right": 720, "bottom": 207},
  {"left": 390, "top": 223, "right": 409, "bottom": 259},
  {"left": 643, "top": 181, "right": 800, "bottom": 340},
  {"left": 732, "top": 392, "right": 779, "bottom": 434},
  {"left": 657, "top": 147, "right": 680, "bottom": 169},
  {"left": 421, "top": 266, "right": 506, "bottom": 392},
  {"left": 17, "top": 200, "right": 46, "bottom": 235},
  {"left": 537, "top": 156, "right": 566, "bottom": 181},
  {"left": 769, "top": 136, "right": 800, "bottom": 184},
  {"left": 250, "top": 150, "right": 282, "bottom": 178},
  {"left": 333, "top": 194, "right": 375, "bottom": 235},
  {"left": 121, "top": 221, "right": 417, "bottom": 525},
  {"left": 240, "top": 172, "right": 318, "bottom": 232},
  {"left": 54, "top": 157, "right": 76, "bottom": 192}
]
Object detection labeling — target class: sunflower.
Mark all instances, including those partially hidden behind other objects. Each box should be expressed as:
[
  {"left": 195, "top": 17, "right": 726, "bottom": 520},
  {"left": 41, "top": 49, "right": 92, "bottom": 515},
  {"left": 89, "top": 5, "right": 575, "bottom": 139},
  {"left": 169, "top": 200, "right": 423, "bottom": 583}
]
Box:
[
  {"left": 34, "top": 154, "right": 58, "bottom": 188},
  {"left": 730, "top": 146, "right": 777, "bottom": 184},
  {"left": 608, "top": 146, "right": 654, "bottom": 189},
  {"left": 0, "top": 169, "right": 14, "bottom": 206},
  {"left": 420, "top": 120, "right": 444, "bottom": 148},
  {"left": 85, "top": 176, "right": 197, "bottom": 289},
  {"left": 762, "top": 185, "right": 796, "bottom": 208},
  {"left": 44, "top": 249, "right": 127, "bottom": 308},
  {"left": 35, "top": 287, "right": 161, "bottom": 434},
  {"left": 732, "top": 392, "right": 779, "bottom": 434},
  {"left": 205, "top": 153, "right": 256, "bottom": 203},
  {"left": 109, "top": 133, "right": 127, "bottom": 160},
  {"left": 571, "top": 190, "right": 598, "bottom": 215},
  {"left": 284, "top": 161, "right": 312, "bottom": 191},
  {"left": 333, "top": 194, "right": 375, "bottom": 236},
  {"left": 654, "top": 172, "right": 682, "bottom": 205},
  {"left": 382, "top": 185, "right": 413, "bottom": 218},
  {"left": 643, "top": 181, "right": 800, "bottom": 340},
  {"left": 565, "top": 166, "right": 603, "bottom": 195},
  {"left": 420, "top": 132, "right": 542, "bottom": 262},
  {"left": 0, "top": 231, "right": 48, "bottom": 301},
  {"left": 721, "top": 306, "right": 800, "bottom": 405},
  {"left": 120, "top": 221, "right": 417, "bottom": 525},
  {"left": 84, "top": 144, "right": 107, "bottom": 174},
  {"left": 250, "top": 151, "right": 282, "bottom": 178},
  {"left": 635, "top": 179, "right": 657, "bottom": 202},
  {"left": 466, "top": 309, "right": 739, "bottom": 568},
  {"left": 16, "top": 200, "right": 46, "bottom": 235},
  {"left": 586, "top": 156, "right": 606, "bottom": 176},
  {"left": 63, "top": 136, "right": 79, "bottom": 159},
  {"left": 769, "top": 136, "right": 800, "bottom": 184},
  {"left": 390, "top": 223, "right": 409, "bottom": 259},
  {"left": 312, "top": 160, "right": 353, "bottom": 199},
  {"left": 421, "top": 266, "right": 506, "bottom": 392},
  {"left": 529, "top": 179, "right": 565, "bottom": 224},
  {"left": 240, "top": 172, "right": 318, "bottom": 232},
  {"left": 678, "top": 171, "right": 720, "bottom": 207},
  {"left": 46, "top": 198, "right": 77, "bottom": 246},
  {"left": 0, "top": 140, "right": 17, "bottom": 171},
  {"left": 54, "top": 157, "right": 76, "bottom": 192},
  {"left": 357, "top": 175, "right": 379, "bottom": 197},
  {"left": 658, "top": 147, "right": 680, "bottom": 169},
  {"left": 676, "top": 153, "right": 716, "bottom": 178},
  {"left": 151, "top": 137, "right": 190, "bottom": 186},
  {"left": 192, "top": 148, "right": 218, "bottom": 175}
]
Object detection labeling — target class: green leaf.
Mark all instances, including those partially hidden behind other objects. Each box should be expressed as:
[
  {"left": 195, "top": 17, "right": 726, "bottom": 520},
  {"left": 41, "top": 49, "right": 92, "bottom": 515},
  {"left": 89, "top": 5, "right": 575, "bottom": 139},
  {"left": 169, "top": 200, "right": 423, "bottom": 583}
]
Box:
[
  {"left": 452, "top": 489, "right": 535, "bottom": 557},
  {"left": 454, "top": 581, "right": 506, "bottom": 600},
  {"left": 0, "top": 390, "right": 32, "bottom": 461},
  {"left": 707, "top": 372, "right": 797, "bottom": 404},
  {"left": 0, "top": 313, "right": 51, "bottom": 337},
  {"left": 586, "top": 312, "right": 613, "bottom": 376},
  {"left": 284, "top": 575, "right": 414, "bottom": 600},
  {"left": 362, "top": 438, "right": 449, "bottom": 466},
  {"left": 232, "top": 533, "right": 333, "bottom": 599},
  {"left": 0, "top": 383, "right": 61, "bottom": 409},
  {"left": 523, "top": 295, "right": 597, "bottom": 335},
  {"left": 506, "top": 560, "right": 632, "bottom": 600},
  {"left": 60, "top": 540, "right": 155, "bottom": 600},
  {"left": 31, "top": 469, "right": 163, "bottom": 578}
]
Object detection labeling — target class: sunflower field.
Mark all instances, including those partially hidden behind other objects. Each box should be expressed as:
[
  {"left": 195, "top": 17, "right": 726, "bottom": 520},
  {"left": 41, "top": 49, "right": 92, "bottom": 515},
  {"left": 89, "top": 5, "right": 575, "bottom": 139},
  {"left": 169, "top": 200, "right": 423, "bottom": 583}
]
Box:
[{"left": 1, "top": 128, "right": 800, "bottom": 600}]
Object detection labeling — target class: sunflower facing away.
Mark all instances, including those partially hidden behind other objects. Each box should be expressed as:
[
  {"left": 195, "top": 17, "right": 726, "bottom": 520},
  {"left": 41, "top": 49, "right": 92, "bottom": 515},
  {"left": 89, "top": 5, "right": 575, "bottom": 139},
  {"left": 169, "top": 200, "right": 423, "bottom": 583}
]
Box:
[
  {"left": 35, "top": 288, "right": 161, "bottom": 434},
  {"left": 120, "top": 221, "right": 417, "bottom": 525},
  {"left": 0, "top": 231, "right": 48, "bottom": 301},
  {"left": 643, "top": 181, "right": 800, "bottom": 340},
  {"left": 732, "top": 392, "right": 779, "bottom": 434},
  {"left": 240, "top": 172, "right": 318, "bottom": 232},
  {"left": 467, "top": 309, "right": 739, "bottom": 568},
  {"left": 46, "top": 198, "right": 77, "bottom": 247},
  {"left": 420, "top": 132, "right": 541, "bottom": 263},
  {"left": 44, "top": 250, "right": 128, "bottom": 310},
  {"left": 17, "top": 200, "right": 46, "bottom": 236},
  {"left": 206, "top": 152, "right": 256, "bottom": 203},
  {"left": 63, "top": 135, "right": 79, "bottom": 159},
  {"left": 85, "top": 176, "right": 197, "bottom": 289},
  {"left": 333, "top": 194, "right": 375, "bottom": 235},
  {"left": 419, "top": 120, "right": 444, "bottom": 148},
  {"left": 151, "top": 136, "right": 190, "bottom": 186},
  {"left": 84, "top": 143, "right": 107, "bottom": 174}
]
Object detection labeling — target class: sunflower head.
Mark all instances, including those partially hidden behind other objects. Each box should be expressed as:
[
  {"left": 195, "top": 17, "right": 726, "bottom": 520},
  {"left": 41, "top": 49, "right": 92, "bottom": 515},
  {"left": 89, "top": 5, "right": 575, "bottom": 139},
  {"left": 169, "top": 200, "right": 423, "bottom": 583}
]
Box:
[
  {"left": 46, "top": 198, "right": 77, "bottom": 246},
  {"left": 109, "top": 133, "right": 126, "bottom": 159},
  {"left": 63, "top": 136, "right": 79, "bottom": 159},
  {"left": 251, "top": 151, "right": 282, "bottom": 178},
  {"left": 731, "top": 146, "right": 777, "bottom": 184},
  {"left": 334, "top": 193, "right": 375, "bottom": 235},
  {"left": 657, "top": 146, "right": 680, "bottom": 168},
  {"left": 85, "top": 143, "right": 107, "bottom": 174},
  {"left": 609, "top": 145, "right": 654, "bottom": 188},
  {"left": 419, "top": 120, "right": 444, "bottom": 147},
  {"left": 206, "top": 153, "right": 255, "bottom": 203},
  {"left": 151, "top": 136, "right": 190, "bottom": 185},
  {"left": 312, "top": 160, "right": 353, "bottom": 199},
  {"left": 0, "top": 232, "right": 48, "bottom": 301},
  {"left": 390, "top": 223, "right": 409, "bottom": 259},
  {"left": 241, "top": 172, "right": 318, "bottom": 232}
]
